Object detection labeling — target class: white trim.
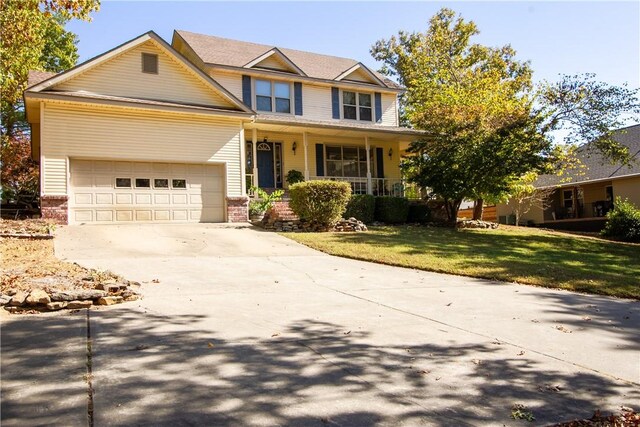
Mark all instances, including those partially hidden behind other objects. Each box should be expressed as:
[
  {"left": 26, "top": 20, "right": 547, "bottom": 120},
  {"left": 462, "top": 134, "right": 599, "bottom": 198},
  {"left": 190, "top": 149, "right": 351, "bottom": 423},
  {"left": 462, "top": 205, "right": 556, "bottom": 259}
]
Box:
[
  {"left": 39, "top": 102, "right": 45, "bottom": 196},
  {"left": 340, "top": 89, "right": 374, "bottom": 122},
  {"left": 244, "top": 48, "right": 307, "bottom": 76},
  {"left": 334, "top": 63, "right": 386, "bottom": 87},
  {"left": 539, "top": 172, "right": 640, "bottom": 189},
  {"left": 239, "top": 126, "right": 246, "bottom": 196},
  {"left": 253, "top": 78, "right": 293, "bottom": 115},
  {"left": 303, "top": 132, "right": 309, "bottom": 181},
  {"left": 365, "top": 136, "right": 372, "bottom": 195}
]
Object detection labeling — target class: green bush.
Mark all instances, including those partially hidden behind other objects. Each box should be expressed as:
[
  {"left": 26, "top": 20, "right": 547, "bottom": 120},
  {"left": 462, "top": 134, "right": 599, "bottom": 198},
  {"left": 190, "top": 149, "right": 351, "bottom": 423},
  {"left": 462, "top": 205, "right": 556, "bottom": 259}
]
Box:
[
  {"left": 248, "top": 186, "right": 284, "bottom": 215},
  {"left": 285, "top": 169, "right": 305, "bottom": 186},
  {"left": 408, "top": 202, "right": 431, "bottom": 223},
  {"left": 344, "top": 194, "right": 375, "bottom": 223},
  {"left": 601, "top": 198, "right": 640, "bottom": 242},
  {"left": 375, "top": 196, "right": 410, "bottom": 224},
  {"left": 289, "top": 180, "right": 352, "bottom": 227}
]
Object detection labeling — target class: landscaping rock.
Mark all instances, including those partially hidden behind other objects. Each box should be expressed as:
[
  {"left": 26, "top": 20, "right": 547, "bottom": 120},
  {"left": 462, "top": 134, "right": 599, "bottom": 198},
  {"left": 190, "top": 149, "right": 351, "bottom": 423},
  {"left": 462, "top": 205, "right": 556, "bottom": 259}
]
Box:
[
  {"left": 97, "top": 296, "right": 123, "bottom": 306},
  {"left": 456, "top": 219, "right": 499, "bottom": 229},
  {"left": 95, "top": 283, "right": 121, "bottom": 293},
  {"left": 9, "top": 291, "right": 28, "bottom": 306},
  {"left": 67, "top": 300, "right": 93, "bottom": 309},
  {"left": 26, "top": 289, "right": 51, "bottom": 305},
  {"left": 46, "top": 301, "right": 68, "bottom": 311},
  {"left": 0, "top": 294, "right": 11, "bottom": 306},
  {"left": 50, "top": 289, "right": 107, "bottom": 302}
]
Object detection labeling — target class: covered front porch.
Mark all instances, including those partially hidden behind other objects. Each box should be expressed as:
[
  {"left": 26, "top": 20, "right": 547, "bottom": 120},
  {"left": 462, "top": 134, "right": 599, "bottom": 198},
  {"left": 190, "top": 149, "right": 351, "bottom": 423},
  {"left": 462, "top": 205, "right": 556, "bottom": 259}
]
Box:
[
  {"left": 539, "top": 181, "right": 614, "bottom": 231},
  {"left": 242, "top": 118, "right": 423, "bottom": 198}
]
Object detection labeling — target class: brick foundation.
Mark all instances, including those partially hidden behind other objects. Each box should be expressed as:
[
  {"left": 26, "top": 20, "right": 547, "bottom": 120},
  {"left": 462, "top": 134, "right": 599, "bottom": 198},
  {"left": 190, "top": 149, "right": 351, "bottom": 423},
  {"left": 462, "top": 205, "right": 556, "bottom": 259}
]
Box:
[
  {"left": 41, "top": 195, "right": 69, "bottom": 224},
  {"left": 226, "top": 196, "right": 249, "bottom": 222}
]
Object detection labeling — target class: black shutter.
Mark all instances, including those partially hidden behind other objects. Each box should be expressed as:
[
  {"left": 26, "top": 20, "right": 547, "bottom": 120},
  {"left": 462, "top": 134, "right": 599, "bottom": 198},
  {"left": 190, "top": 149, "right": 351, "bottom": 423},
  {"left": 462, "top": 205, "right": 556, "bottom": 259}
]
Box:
[
  {"left": 316, "top": 144, "right": 325, "bottom": 176},
  {"left": 374, "top": 92, "right": 382, "bottom": 122},
  {"left": 376, "top": 147, "right": 384, "bottom": 178},
  {"left": 331, "top": 87, "right": 340, "bottom": 119},
  {"left": 242, "top": 75, "right": 252, "bottom": 108},
  {"left": 294, "top": 82, "right": 303, "bottom": 115}
]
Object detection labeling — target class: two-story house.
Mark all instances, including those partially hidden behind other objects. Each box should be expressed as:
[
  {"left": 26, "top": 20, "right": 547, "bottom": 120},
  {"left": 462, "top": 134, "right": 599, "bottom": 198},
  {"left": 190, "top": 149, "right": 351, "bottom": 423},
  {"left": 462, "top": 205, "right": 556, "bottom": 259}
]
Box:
[{"left": 24, "top": 30, "right": 423, "bottom": 224}]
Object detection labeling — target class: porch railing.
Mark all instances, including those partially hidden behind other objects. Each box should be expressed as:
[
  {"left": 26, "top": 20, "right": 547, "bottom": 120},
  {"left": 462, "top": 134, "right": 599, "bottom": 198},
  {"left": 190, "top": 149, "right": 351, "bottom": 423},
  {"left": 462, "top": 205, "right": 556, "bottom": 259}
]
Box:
[
  {"left": 308, "top": 176, "right": 425, "bottom": 199},
  {"left": 546, "top": 200, "right": 613, "bottom": 221},
  {"left": 246, "top": 174, "right": 255, "bottom": 196}
]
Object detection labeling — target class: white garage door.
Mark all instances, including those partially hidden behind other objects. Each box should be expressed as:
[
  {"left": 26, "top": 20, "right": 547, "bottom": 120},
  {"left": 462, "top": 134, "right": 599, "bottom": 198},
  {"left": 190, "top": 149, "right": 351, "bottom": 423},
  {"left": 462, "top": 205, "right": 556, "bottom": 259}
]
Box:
[{"left": 69, "top": 160, "right": 225, "bottom": 224}]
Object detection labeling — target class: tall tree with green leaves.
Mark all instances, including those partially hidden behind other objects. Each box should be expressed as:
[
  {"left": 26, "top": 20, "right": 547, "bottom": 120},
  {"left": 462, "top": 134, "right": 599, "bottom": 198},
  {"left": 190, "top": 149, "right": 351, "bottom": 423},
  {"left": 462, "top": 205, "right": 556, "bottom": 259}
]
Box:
[
  {"left": 0, "top": 0, "right": 99, "bottom": 206},
  {"left": 373, "top": 8, "right": 640, "bottom": 224},
  {"left": 372, "top": 8, "right": 549, "bottom": 223}
]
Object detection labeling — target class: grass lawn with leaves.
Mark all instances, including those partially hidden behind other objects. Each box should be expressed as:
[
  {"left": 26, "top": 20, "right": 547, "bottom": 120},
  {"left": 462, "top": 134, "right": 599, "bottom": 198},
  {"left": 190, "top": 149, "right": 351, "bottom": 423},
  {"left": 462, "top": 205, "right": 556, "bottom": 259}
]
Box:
[{"left": 283, "top": 225, "right": 640, "bottom": 299}]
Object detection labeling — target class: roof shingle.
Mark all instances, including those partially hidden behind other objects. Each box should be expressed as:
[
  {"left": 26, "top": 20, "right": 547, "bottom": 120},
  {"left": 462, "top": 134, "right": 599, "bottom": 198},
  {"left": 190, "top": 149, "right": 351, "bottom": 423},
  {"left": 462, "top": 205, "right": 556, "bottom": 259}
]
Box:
[
  {"left": 536, "top": 124, "right": 640, "bottom": 187},
  {"left": 175, "top": 30, "right": 402, "bottom": 89}
]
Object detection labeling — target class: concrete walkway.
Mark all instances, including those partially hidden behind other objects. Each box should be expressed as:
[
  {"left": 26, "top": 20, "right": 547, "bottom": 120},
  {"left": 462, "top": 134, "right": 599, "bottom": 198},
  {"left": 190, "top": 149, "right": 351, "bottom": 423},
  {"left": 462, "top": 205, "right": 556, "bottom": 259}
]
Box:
[{"left": 2, "top": 223, "right": 638, "bottom": 426}]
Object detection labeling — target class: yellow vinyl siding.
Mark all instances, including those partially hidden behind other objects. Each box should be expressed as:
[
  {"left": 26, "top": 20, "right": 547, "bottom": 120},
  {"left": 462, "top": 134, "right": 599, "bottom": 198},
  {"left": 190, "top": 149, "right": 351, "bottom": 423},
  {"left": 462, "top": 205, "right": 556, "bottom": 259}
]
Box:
[
  {"left": 253, "top": 55, "right": 294, "bottom": 72},
  {"left": 56, "top": 41, "right": 234, "bottom": 109},
  {"left": 612, "top": 176, "right": 640, "bottom": 207},
  {"left": 41, "top": 103, "right": 243, "bottom": 197},
  {"left": 209, "top": 70, "right": 244, "bottom": 101}
]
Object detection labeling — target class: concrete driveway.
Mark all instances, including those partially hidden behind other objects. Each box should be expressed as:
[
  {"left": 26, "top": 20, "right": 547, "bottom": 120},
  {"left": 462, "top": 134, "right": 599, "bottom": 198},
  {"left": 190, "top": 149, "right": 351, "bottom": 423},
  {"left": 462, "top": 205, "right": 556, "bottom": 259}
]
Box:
[{"left": 2, "top": 224, "right": 638, "bottom": 426}]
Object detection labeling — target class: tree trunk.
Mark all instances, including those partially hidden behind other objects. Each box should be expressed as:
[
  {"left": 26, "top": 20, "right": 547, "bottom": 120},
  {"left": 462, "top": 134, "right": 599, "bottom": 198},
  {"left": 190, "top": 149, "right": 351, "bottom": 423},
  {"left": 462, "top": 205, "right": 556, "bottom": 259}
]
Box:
[
  {"left": 472, "top": 198, "right": 484, "bottom": 220},
  {"left": 448, "top": 198, "right": 463, "bottom": 226}
]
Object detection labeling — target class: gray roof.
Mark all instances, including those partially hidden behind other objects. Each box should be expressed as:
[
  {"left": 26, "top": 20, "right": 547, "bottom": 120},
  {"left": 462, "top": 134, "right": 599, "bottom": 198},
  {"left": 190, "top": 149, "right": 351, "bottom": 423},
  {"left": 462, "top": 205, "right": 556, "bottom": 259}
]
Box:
[
  {"left": 536, "top": 124, "right": 640, "bottom": 187},
  {"left": 27, "top": 70, "right": 58, "bottom": 87},
  {"left": 175, "top": 30, "right": 402, "bottom": 90}
]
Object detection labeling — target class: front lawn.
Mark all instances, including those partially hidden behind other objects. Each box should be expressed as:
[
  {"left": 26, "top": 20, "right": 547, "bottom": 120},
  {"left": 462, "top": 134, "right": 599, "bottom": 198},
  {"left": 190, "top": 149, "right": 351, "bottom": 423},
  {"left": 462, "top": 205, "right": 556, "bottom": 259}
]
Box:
[{"left": 284, "top": 225, "right": 640, "bottom": 299}]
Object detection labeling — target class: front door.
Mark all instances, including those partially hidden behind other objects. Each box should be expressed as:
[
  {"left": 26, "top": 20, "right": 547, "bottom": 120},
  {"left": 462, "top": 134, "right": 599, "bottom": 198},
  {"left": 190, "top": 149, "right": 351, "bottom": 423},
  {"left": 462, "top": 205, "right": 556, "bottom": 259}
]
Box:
[{"left": 257, "top": 142, "right": 275, "bottom": 188}]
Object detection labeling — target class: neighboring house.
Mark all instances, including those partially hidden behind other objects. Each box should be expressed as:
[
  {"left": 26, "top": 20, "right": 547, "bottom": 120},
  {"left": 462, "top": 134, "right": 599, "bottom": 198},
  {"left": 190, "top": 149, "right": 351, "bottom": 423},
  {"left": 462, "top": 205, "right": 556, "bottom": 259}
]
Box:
[
  {"left": 496, "top": 124, "right": 640, "bottom": 231},
  {"left": 24, "top": 30, "right": 423, "bottom": 224}
]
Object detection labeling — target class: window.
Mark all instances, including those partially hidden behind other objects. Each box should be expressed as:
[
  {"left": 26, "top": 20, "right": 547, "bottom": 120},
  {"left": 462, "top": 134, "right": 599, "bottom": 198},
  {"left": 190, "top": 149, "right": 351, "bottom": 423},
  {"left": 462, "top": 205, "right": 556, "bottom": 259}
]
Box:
[
  {"left": 115, "top": 178, "right": 131, "bottom": 188},
  {"left": 605, "top": 185, "right": 613, "bottom": 201},
  {"left": 141, "top": 53, "right": 158, "bottom": 74},
  {"left": 135, "top": 178, "right": 150, "bottom": 188},
  {"left": 154, "top": 178, "right": 169, "bottom": 189},
  {"left": 342, "top": 91, "right": 372, "bottom": 121},
  {"left": 255, "top": 80, "right": 291, "bottom": 113},
  {"left": 562, "top": 190, "right": 574, "bottom": 209},
  {"left": 172, "top": 179, "right": 187, "bottom": 189},
  {"left": 325, "top": 146, "right": 371, "bottom": 177}
]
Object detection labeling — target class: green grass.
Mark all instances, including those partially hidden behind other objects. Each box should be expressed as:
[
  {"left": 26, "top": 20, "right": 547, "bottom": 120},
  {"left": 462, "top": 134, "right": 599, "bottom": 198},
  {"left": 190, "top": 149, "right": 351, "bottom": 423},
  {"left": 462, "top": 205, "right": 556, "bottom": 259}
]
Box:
[{"left": 283, "top": 225, "right": 640, "bottom": 299}]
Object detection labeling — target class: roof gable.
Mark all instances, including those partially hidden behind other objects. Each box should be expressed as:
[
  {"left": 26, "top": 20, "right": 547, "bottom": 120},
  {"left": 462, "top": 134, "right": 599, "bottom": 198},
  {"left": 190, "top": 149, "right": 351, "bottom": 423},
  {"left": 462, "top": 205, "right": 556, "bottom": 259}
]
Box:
[
  {"left": 244, "top": 49, "right": 306, "bottom": 76},
  {"left": 27, "top": 32, "right": 251, "bottom": 113},
  {"left": 335, "top": 63, "right": 385, "bottom": 86}
]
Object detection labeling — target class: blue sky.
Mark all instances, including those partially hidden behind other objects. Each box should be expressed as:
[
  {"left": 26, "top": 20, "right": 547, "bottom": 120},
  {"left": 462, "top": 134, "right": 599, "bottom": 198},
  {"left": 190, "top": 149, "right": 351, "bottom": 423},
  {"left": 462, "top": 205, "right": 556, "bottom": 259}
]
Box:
[{"left": 67, "top": 1, "right": 639, "bottom": 88}]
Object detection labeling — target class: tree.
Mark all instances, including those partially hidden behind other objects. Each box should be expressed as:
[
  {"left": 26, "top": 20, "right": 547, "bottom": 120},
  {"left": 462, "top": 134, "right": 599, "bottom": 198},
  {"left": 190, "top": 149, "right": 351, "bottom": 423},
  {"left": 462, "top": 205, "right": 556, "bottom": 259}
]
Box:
[
  {"left": 0, "top": 131, "right": 39, "bottom": 209},
  {"left": 372, "top": 8, "right": 640, "bottom": 224},
  {"left": 504, "top": 172, "right": 555, "bottom": 226},
  {"left": 0, "top": 0, "right": 99, "bottom": 204},
  {"left": 536, "top": 73, "right": 640, "bottom": 165},
  {"left": 372, "top": 8, "right": 550, "bottom": 224}
]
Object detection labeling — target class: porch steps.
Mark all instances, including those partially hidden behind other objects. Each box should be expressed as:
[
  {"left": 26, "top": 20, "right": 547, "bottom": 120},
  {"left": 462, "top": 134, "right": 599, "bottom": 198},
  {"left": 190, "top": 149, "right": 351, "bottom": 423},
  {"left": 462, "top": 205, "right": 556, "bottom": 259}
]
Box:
[{"left": 268, "top": 200, "right": 299, "bottom": 221}]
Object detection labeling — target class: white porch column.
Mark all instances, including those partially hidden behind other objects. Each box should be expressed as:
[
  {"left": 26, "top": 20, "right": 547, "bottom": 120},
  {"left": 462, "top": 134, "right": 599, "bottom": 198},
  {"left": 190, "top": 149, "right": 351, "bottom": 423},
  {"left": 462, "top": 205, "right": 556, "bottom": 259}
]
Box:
[
  {"left": 239, "top": 126, "right": 246, "bottom": 195},
  {"left": 303, "top": 131, "right": 309, "bottom": 180},
  {"left": 252, "top": 128, "right": 258, "bottom": 189},
  {"left": 365, "top": 136, "right": 372, "bottom": 195}
]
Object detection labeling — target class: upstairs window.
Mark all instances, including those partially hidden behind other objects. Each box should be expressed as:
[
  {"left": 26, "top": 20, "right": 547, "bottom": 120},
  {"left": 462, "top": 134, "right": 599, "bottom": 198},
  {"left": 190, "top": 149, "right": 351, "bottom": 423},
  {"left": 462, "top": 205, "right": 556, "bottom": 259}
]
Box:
[
  {"left": 343, "top": 91, "right": 372, "bottom": 121},
  {"left": 141, "top": 53, "right": 158, "bottom": 74},
  {"left": 255, "top": 80, "right": 291, "bottom": 114}
]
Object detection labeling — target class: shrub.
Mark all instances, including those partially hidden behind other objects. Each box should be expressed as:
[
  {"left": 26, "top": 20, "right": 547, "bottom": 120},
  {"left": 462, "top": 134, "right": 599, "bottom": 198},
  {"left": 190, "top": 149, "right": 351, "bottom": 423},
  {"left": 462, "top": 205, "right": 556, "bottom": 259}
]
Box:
[
  {"left": 408, "top": 202, "right": 431, "bottom": 223},
  {"left": 285, "top": 169, "right": 305, "bottom": 186},
  {"left": 375, "top": 196, "right": 409, "bottom": 224},
  {"left": 248, "top": 186, "right": 284, "bottom": 215},
  {"left": 289, "top": 180, "right": 352, "bottom": 227},
  {"left": 344, "top": 194, "right": 375, "bottom": 223},
  {"left": 601, "top": 198, "right": 640, "bottom": 242}
]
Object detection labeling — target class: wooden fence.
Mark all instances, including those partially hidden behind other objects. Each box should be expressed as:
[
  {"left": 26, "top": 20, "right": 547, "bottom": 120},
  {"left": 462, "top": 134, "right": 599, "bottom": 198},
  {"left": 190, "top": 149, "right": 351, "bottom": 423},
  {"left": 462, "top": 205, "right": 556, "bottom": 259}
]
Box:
[{"left": 458, "top": 205, "right": 497, "bottom": 222}]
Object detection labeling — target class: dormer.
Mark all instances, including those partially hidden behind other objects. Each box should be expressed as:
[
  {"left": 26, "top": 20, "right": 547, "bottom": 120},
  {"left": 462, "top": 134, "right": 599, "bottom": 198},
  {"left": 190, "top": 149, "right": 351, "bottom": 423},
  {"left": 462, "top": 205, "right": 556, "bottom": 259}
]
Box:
[
  {"left": 244, "top": 48, "right": 306, "bottom": 76},
  {"left": 335, "top": 63, "right": 386, "bottom": 87}
]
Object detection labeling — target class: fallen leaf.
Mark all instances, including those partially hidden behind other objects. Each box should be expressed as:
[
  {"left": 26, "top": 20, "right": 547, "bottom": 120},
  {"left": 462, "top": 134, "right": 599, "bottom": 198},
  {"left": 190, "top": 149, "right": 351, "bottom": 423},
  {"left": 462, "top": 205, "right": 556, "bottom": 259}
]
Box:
[
  {"left": 343, "top": 330, "right": 351, "bottom": 335},
  {"left": 417, "top": 369, "right": 430, "bottom": 375},
  {"left": 472, "top": 359, "right": 481, "bottom": 365},
  {"left": 555, "top": 325, "right": 572, "bottom": 333},
  {"left": 531, "top": 319, "right": 539, "bottom": 323},
  {"left": 151, "top": 279, "right": 160, "bottom": 283},
  {"left": 271, "top": 333, "right": 280, "bottom": 337},
  {"left": 435, "top": 377, "right": 441, "bottom": 381},
  {"left": 517, "top": 350, "right": 525, "bottom": 356},
  {"left": 446, "top": 302, "right": 452, "bottom": 306},
  {"left": 582, "top": 316, "right": 592, "bottom": 321}
]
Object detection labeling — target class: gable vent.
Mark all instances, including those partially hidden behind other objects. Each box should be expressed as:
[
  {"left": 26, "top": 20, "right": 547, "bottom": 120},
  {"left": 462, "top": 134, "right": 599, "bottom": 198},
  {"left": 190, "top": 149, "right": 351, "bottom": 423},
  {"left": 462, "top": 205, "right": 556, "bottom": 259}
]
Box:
[{"left": 141, "top": 53, "right": 158, "bottom": 74}]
